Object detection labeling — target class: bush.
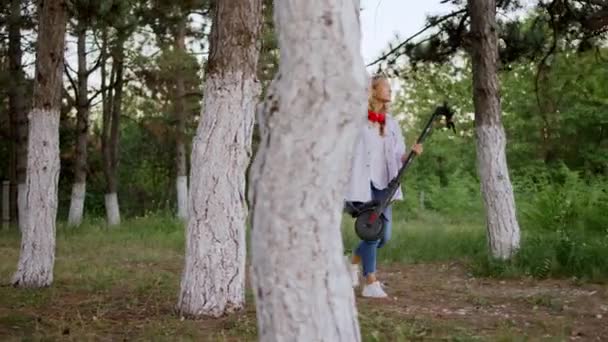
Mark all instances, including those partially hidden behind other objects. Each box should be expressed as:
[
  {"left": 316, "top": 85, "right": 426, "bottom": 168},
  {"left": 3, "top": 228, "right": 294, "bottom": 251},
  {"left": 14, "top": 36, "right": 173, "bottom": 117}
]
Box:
[
  {"left": 343, "top": 164, "right": 608, "bottom": 282},
  {"left": 517, "top": 165, "right": 608, "bottom": 235},
  {"left": 472, "top": 229, "right": 608, "bottom": 281}
]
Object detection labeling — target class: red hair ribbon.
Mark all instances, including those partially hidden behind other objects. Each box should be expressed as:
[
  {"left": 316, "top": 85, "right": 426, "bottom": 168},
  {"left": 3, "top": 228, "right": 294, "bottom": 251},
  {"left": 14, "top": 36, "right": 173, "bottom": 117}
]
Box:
[{"left": 368, "top": 110, "right": 386, "bottom": 124}]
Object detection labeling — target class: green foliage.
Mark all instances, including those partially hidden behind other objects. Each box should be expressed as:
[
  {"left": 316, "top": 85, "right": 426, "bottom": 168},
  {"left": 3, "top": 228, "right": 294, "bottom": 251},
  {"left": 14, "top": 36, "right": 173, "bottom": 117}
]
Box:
[
  {"left": 344, "top": 191, "right": 608, "bottom": 282},
  {"left": 472, "top": 227, "right": 608, "bottom": 281},
  {"left": 501, "top": 51, "right": 608, "bottom": 173},
  {"left": 394, "top": 48, "right": 607, "bottom": 178},
  {"left": 57, "top": 113, "right": 178, "bottom": 219},
  {"left": 138, "top": 0, "right": 210, "bottom": 45},
  {"left": 52, "top": 0, "right": 204, "bottom": 220},
  {"left": 258, "top": 0, "right": 278, "bottom": 92},
  {"left": 374, "top": 0, "right": 608, "bottom": 75},
  {"left": 130, "top": 41, "right": 202, "bottom": 120},
  {"left": 117, "top": 119, "right": 175, "bottom": 216},
  {"left": 517, "top": 165, "right": 608, "bottom": 234},
  {"left": 361, "top": 53, "right": 608, "bottom": 278}
]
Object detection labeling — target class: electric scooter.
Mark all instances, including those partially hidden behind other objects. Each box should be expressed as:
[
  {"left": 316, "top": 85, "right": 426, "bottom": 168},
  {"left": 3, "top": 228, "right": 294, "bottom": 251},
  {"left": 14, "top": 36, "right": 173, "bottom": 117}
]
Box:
[{"left": 344, "top": 103, "right": 456, "bottom": 241}]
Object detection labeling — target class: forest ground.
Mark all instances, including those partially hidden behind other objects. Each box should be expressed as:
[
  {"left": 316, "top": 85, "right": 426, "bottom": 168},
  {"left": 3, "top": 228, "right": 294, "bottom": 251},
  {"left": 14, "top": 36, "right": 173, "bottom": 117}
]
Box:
[{"left": 0, "top": 216, "right": 606, "bottom": 341}]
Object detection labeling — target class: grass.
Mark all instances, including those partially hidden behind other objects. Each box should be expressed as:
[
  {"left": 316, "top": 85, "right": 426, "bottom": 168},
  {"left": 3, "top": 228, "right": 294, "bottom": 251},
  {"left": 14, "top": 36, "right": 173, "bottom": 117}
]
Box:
[
  {"left": 343, "top": 206, "right": 608, "bottom": 282},
  {"left": 0, "top": 215, "right": 252, "bottom": 341},
  {"left": 357, "top": 309, "right": 482, "bottom": 341},
  {"left": 0, "top": 213, "right": 486, "bottom": 341},
  {"left": 1, "top": 211, "right": 607, "bottom": 340},
  {"left": 342, "top": 211, "right": 488, "bottom": 264}
]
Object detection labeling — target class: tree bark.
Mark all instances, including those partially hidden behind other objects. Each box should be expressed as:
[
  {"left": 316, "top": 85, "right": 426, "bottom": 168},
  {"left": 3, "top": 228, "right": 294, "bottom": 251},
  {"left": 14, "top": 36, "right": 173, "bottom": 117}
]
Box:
[
  {"left": 248, "top": 0, "right": 366, "bottom": 340},
  {"left": 12, "top": 0, "right": 68, "bottom": 288},
  {"left": 174, "top": 17, "right": 188, "bottom": 221},
  {"left": 102, "top": 36, "right": 124, "bottom": 227},
  {"left": 8, "top": 0, "right": 28, "bottom": 229},
  {"left": 536, "top": 61, "right": 560, "bottom": 164},
  {"left": 100, "top": 28, "right": 111, "bottom": 198},
  {"left": 469, "top": 0, "right": 521, "bottom": 260},
  {"left": 68, "top": 21, "right": 90, "bottom": 227},
  {"left": 2, "top": 181, "right": 9, "bottom": 229},
  {"left": 177, "top": 0, "right": 262, "bottom": 318}
]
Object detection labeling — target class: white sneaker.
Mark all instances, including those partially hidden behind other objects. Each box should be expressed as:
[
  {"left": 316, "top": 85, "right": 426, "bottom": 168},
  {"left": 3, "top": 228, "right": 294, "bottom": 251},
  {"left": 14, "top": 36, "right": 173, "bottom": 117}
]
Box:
[
  {"left": 361, "top": 281, "right": 388, "bottom": 298},
  {"left": 349, "top": 263, "right": 360, "bottom": 287}
]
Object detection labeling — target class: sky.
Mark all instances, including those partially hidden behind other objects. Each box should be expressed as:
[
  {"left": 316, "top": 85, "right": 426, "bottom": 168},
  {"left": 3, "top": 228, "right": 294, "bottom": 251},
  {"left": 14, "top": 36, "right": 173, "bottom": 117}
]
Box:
[
  {"left": 359, "top": 0, "right": 534, "bottom": 66},
  {"left": 57, "top": 1, "right": 454, "bottom": 91},
  {"left": 359, "top": 0, "right": 452, "bottom": 65},
  {"left": 54, "top": 1, "right": 535, "bottom": 79}
]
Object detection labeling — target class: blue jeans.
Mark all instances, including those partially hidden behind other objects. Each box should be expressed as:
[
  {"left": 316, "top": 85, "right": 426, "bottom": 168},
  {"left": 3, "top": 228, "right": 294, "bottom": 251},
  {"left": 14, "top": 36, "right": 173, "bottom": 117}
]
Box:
[{"left": 355, "top": 184, "right": 392, "bottom": 276}]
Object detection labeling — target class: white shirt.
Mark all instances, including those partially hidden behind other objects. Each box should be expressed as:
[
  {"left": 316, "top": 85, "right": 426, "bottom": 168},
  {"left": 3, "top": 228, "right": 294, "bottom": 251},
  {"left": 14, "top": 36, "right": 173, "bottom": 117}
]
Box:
[
  {"left": 345, "top": 114, "right": 407, "bottom": 203},
  {"left": 365, "top": 123, "right": 389, "bottom": 189}
]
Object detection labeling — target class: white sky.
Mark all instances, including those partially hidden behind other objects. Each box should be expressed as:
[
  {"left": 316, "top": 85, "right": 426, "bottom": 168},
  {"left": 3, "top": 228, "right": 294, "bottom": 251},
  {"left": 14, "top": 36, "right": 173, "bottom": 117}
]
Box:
[
  {"left": 360, "top": 0, "right": 452, "bottom": 66},
  {"left": 57, "top": 2, "right": 453, "bottom": 93},
  {"left": 49, "top": 1, "right": 535, "bottom": 77},
  {"left": 359, "top": 0, "right": 535, "bottom": 66}
]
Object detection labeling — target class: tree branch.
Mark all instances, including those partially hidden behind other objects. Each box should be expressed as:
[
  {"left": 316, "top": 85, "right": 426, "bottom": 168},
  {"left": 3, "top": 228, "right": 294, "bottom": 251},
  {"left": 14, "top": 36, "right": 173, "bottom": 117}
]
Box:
[
  {"left": 86, "top": 53, "right": 103, "bottom": 77},
  {"left": 88, "top": 87, "right": 104, "bottom": 106},
  {"left": 190, "top": 9, "right": 211, "bottom": 17},
  {"left": 182, "top": 91, "right": 204, "bottom": 98},
  {"left": 64, "top": 62, "right": 79, "bottom": 100},
  {"left": 577, "top": 0, "right": 608, "bottom": 7},
  {"left": 63, "top": 87, "right": 76, "bottom": 110},
  {"left": 583, "top": 9, "right": 608, "bottom": 31},
  {"left": 367, "top": 9, "right": 467, "bottom": 67},
  {"left": 87, "top": 74, "right": 136, "bottom": 107},
  {"left": 65, "top": 59, "right": 78, "bottom": 74}
]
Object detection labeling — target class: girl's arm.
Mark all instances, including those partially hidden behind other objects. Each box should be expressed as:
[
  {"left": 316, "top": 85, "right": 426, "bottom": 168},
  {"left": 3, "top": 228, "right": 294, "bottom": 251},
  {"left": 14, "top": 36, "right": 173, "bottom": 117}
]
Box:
[{"left": 393, "top": 120, "right": 406, "bottom": 164}]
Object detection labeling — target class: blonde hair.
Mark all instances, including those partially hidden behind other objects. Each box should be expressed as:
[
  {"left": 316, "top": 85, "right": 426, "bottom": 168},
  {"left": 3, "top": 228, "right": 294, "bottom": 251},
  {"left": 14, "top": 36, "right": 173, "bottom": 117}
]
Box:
[{"left": 368, "top": 74, "right": 390, "bottom": 136}]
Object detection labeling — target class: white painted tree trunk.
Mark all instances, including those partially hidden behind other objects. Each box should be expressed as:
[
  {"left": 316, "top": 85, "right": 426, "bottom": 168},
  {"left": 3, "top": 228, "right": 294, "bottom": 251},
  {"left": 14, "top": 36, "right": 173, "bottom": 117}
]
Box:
[
  {"left": 18, "top": 183, "right": 26, "bottom": 232},
  {"left": 177, "top": 0, "right": 262, "bottom": 318},
  {"left": 177, "top": 73, "right": 258, "bottom": 317},
  {"left": 12, "top": 0, "right": 67, "bottom": 288},
  {"left": 476, "top": 125, "right": 521, "bottom": 259},
  {"left": 17, "top": 183, "right": 27, "bottom": 222},
  {"left": 104, "top": 193, "right": 120, "bottom": 226},
  {"left": 12, "top": 109, "right": 60, "bottom": 287},
  {"left": 469, "top": 0, "right": 521, "bottom": 260},
  {"left": 67, "top": 182, "right": 86, "bottom": 226},
  {"left": 176, "top": 176, "right": 188, "bottom": 220},
  {"left": 67, "top": 24, "right": 90, "bottom": 228},
  {"left": 248, "top": 0, "right": 366, "bottom": 340}
]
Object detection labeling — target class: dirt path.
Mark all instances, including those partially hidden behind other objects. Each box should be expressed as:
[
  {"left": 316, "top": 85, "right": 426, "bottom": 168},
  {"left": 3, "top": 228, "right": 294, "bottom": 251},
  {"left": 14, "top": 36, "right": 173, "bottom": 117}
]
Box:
[
  {"left": 1, "top": 260, "right": 606, "bottom": 341},
  {"left": 358, "top": 262, "right": 608, "bottom": 340}
]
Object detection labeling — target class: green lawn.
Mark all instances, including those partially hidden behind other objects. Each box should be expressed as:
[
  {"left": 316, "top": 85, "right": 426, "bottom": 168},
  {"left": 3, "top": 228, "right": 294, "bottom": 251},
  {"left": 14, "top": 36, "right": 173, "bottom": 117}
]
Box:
[{"left": 1, "top": 214, "right": 606, "bottom": 341}]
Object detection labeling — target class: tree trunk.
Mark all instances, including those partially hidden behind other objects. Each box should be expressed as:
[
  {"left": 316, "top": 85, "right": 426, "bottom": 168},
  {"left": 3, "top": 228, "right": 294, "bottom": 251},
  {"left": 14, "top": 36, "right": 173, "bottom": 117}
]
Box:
[
  {"left": 536, "top": 61, "right": 560, "bottom": 164},
  {"left": 68, "top": 22, "right": 90, "bottom": 227},
  {"left": 469, "top": 0, "right": 521, "bottom": 260},
  {"left": 177, "top": 0, "right": 262, "bottom": 318},
  {"left": 7, "top": 0, "right": 18, "bottom": 228},
  {"left": 8, "top": 0, "right": 28, "bottom": 229},
  {"left": 102, "top": 37, "right": 124, "bottom": 227},
  {"left": 174, "top": 17, "right": 188, "bottom": 221},
  {"left": 2, "top": 181, "right": 9, "bottom": 229},
  {"left": 8, "top": 143, "right": 17, "bottom": 228},
  {"left": 248, "top": 0, "right": 366, "bottom": 340},
  {"left": 100, "top": 27, "right": 111, "bottom": 206},
  {"left": 12, "top": 0, "right": 68, "bottom": 288}
]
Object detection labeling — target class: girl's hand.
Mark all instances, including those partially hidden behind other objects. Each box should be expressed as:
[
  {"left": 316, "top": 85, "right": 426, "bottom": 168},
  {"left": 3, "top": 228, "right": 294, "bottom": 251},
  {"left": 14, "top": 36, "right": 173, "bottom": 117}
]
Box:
[
  {"left": 401, "top": 144, "right": 424, "bottom": 163},
  {"left": 412, "top": 143, "right": 423, "bottom": 156}
]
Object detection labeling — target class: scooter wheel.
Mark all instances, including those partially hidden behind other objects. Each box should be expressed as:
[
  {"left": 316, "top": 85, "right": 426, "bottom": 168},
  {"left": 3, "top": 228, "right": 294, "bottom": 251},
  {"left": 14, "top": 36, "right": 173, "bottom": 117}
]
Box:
[{"left": 354, "top": 209, "right": 384, "bottom": 242}]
